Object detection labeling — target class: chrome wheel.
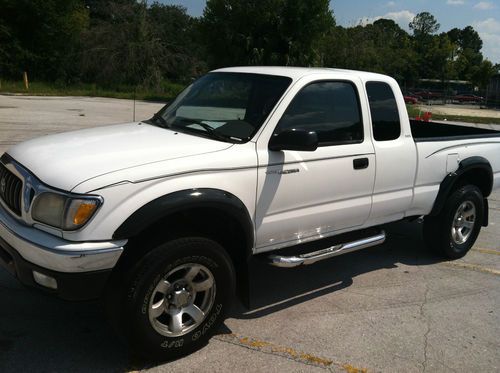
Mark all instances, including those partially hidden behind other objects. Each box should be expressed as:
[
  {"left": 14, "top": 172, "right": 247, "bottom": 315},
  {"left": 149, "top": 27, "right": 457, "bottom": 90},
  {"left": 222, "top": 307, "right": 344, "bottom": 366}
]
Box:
[
  {"left": 451, "top": 201, "right": 476, "bottom": 245},
  {"left": 148, "top": 263, "right": 216, "bottom": 337}
]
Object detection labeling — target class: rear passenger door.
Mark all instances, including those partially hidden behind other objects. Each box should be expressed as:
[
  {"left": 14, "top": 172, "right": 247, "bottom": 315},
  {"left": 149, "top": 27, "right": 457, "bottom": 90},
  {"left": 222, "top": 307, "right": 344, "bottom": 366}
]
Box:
[
  {"left": 365, "top": 80, "right": 417, "bottom": 225},
  {"left": 255, "top": 76, "right": 376, "bottom": 251}
]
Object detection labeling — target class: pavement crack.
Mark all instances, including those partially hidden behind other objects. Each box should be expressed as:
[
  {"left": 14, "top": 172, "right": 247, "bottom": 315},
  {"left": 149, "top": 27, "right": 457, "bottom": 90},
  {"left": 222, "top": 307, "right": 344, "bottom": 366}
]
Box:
[
  {"left": 441, "top": 261, "right": 500, "bottom": 276},
  {"left": 415, "top": 249, "right": 432, "bottom": 373},
  {"left": 215, "top": 333, "right": 332, "bottom": 369},
  {"left": 214, "top": 333, "right": 368, "bottom": 372},
  {"left": 419, "top": 284, "right": 431, "bottom": 373}
]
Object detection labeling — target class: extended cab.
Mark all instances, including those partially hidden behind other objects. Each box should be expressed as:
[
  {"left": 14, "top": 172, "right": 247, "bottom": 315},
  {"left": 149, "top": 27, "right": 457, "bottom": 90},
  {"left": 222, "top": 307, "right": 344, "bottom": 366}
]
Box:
[{"left": 1, "top": 67, "right": 499, "bottom": 359}]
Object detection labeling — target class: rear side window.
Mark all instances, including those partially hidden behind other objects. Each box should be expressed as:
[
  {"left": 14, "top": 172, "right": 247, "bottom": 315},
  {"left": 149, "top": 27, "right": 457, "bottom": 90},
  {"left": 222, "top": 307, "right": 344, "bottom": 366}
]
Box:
[
  {"left": 366, "top": 82, "right": 401, "bottom": 141},
  {"left": 274, "top": 81, "right": 363, "bottom": 146}
]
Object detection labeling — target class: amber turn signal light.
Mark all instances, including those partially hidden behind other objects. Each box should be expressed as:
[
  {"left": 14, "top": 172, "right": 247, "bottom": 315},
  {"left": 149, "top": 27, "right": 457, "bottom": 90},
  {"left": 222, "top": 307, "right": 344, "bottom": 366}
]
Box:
[{"left": 72, "top": 202, "right": 98, "bottom": 225}]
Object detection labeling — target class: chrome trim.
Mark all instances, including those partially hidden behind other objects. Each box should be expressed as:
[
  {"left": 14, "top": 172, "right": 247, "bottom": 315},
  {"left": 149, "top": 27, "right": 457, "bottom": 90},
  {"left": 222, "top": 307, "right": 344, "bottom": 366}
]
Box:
[
  {"left": 0, "top": 154, "right": 103, "bottom": 232},
  {"left": 0, "top": 154, "right": 29, "bottom": 220},
  {"left": 268, "top": 230, "right": 386, "bottom": 268},
  {"left": 0, "top": 201, "right": 125, "bottom": 272},
  {"left": 0, "top": 162, "right": 23, "bottom": 215}
]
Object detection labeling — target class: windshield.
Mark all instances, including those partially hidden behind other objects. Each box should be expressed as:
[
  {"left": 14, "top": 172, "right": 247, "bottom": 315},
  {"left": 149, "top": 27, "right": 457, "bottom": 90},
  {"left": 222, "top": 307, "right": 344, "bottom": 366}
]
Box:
[{"left": 150, "top": 72, "right": 292, "bottom": 142}]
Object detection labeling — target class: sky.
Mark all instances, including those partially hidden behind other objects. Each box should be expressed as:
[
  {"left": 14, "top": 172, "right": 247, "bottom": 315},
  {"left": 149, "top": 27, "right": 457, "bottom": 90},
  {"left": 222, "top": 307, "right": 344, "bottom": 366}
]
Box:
[{"left": 158, "top": 0, "right": 500, "bottom": 64}]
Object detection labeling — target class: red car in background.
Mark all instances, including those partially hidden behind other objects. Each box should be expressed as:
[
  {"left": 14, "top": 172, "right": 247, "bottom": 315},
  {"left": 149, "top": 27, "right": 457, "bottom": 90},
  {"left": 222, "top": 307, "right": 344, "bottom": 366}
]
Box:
[
  {"left": 453, "top": 94, "right": 484, "bottom": 104},
  {"left": 403, "top": 93, "right": 420, "bottom": 104},
  {"left": 404, "top": 95, "right": 418, "bottom": 104},
  {"left": 411, "top": 90, "right": 442, "bottom": 100}
]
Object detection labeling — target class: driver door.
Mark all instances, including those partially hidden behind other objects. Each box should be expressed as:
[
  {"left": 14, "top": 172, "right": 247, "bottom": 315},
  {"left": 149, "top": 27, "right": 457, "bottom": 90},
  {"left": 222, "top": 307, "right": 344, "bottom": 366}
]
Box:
[{"left": 254, "top": 76, "right": 375, "bottom": 252}]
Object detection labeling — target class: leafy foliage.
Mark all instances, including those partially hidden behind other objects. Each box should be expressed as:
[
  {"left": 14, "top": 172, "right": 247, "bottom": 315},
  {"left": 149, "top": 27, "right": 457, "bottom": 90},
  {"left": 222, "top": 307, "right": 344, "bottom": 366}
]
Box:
[
  {"left": 409, "top": 12, "right": 440, "bottom": 37},
  {"left": 0, "top": 1, "right": 496, "bottom": 91},
  {"left": 0, "top": 0, "right": 88, "bottom": 81},
  {"left": 201, "top": 0, "right": 334, "bottom": 67}
]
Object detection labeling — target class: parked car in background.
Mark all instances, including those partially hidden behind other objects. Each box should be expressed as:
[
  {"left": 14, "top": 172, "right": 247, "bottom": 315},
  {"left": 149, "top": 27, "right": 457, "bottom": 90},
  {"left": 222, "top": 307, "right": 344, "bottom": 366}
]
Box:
[
  {"left": 411, "top": 90, "right": 442, "bottom": 100},
  {"left": 453, "top": 94, "right": 484, "bottom": 104},
  {"left": 404, "top": 95, "right": 419, "bottom": 104}
]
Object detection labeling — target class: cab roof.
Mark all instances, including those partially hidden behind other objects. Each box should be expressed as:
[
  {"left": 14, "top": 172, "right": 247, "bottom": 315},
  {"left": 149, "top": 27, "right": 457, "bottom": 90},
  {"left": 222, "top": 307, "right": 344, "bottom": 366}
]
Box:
[{"left": 213, "top": 66, "right": 392, "bottom": 82}]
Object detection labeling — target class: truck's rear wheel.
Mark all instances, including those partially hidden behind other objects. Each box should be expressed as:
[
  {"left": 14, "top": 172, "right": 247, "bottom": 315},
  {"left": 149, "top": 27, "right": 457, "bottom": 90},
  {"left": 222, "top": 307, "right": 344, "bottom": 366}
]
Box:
[
  {"left": 109, "top": 237, "right": 235, "bottom": 361},
  {"left": 423, "top": 185, "right": 483, "bottom": 259}
]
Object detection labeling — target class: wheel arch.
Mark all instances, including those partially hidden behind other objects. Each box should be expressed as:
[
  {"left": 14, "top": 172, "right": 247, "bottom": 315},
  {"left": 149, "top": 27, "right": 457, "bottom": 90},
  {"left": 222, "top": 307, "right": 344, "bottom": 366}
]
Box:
[
  {"left": 112, "top": 188, "right": 255, "bottom": 305},
  {"left": 430, "top": 156, "right": 492, "bottom": 220}
]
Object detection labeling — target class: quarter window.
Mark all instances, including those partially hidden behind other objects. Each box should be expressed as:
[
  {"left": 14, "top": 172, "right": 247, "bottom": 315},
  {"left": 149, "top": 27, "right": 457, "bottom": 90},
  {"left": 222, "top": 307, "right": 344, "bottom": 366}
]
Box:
[
  {"left": 274, "top": 81, "right": 363, "bottom": 146},
  {"left": 366, "top": 82, "right": 401, "bottom": 141}
]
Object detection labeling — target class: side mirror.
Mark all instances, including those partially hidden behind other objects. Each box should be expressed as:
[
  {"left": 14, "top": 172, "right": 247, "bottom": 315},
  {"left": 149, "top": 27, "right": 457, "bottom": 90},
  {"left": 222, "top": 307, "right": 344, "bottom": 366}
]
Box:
[{"left": 268, "top": 129, "right": 318, "bottom": 152}]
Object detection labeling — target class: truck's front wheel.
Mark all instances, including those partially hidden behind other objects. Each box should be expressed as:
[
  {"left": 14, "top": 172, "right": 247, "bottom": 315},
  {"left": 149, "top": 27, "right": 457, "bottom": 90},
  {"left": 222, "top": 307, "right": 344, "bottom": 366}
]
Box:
[
  {"left": 423, "top": 185, "right": 483, "bottom": 259},
  {"left": 110, "top": 237, "right": 235, "bottom": 361}
]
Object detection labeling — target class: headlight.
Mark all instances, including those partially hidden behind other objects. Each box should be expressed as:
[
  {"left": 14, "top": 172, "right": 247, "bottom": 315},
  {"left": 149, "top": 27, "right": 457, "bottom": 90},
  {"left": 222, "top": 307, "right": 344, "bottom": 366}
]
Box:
[{"left": 32, "top": 192, "right": 102, "bottom": 230}]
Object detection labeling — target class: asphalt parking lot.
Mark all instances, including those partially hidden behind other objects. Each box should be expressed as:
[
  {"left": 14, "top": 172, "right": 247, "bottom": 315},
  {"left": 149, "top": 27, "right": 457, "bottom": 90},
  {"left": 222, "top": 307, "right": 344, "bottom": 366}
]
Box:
[{"left": 0, "top": 95, "right": 499, "bottom": 372}]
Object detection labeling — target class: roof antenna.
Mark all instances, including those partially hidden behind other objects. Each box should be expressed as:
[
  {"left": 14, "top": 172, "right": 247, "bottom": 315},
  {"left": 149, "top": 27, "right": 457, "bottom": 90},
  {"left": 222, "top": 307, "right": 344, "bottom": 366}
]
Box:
[{"left": 133, "top": 86, "right": 136, "bottom": 122}]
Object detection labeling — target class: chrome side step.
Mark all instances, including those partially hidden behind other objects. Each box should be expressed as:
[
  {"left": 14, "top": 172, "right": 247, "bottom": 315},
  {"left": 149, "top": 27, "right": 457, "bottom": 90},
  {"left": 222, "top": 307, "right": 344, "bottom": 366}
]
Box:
[{"left": 268, "top": 230, "right": 386, "bottom": 268}]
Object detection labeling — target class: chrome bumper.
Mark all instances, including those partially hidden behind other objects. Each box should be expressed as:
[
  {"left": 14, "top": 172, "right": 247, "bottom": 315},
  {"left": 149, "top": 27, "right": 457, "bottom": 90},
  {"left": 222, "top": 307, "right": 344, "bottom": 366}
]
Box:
[{"left": 0, "top": 204, "right": 125, "bottom": 273}]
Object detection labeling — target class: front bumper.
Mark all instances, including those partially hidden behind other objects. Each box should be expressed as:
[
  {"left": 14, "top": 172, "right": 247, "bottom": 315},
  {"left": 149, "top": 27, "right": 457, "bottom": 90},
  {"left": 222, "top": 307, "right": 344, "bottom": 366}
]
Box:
[{"left": 0, "top": 204, "right": 126, "bottom": 300}]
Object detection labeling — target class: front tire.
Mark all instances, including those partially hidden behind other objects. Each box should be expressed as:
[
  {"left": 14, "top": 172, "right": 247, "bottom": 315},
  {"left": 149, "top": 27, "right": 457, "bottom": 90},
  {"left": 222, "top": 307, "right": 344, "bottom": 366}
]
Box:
[
  {"left": 423, "top": 185, "right": 483, "bottom": 259},
  {"left": 109, "top": 237, "right": 235, "bottom": 361}
]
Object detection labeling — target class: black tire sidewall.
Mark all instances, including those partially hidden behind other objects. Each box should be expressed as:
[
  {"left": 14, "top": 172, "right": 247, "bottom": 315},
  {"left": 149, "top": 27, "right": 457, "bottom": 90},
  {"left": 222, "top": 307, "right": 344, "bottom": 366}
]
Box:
[
  {"left": 121, "top": 238, "right": 235, "bottom": 361},
  {"left": 441, "top": 185, "right": 483, "bottom": 258}
]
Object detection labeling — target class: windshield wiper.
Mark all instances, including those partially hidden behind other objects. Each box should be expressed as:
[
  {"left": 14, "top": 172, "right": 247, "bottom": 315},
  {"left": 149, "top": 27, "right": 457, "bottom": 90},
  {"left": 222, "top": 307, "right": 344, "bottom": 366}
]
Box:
[{"left": 178, "top": 118, "right": 242, "bottom": 142}]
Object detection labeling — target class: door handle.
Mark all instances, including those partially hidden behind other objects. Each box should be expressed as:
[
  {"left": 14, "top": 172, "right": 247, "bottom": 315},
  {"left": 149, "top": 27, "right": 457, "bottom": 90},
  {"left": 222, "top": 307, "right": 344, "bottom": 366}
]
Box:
[{"left": 353, "top": 157, "right": 369, "bottom": 170}]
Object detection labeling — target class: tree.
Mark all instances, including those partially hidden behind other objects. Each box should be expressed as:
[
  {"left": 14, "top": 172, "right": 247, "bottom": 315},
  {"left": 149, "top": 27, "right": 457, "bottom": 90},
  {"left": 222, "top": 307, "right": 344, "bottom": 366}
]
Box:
[
  {"left": 147, "top": 3, "right": 206, "bottom": 81},
  {"left": 409, "top": 12, "right": 440, "bottom": 37},
  {"left": 0, "top": 0, "right": 88, "bottom": 81},
  {"left": 373, "top": 19, "right": 404, "bottom": 38},
  {"left": 409, "top": 12, "right": 446, "bottom": 80},
  {"left": 459, "top": 26, "right": 482, "bottom": 53},
  {"left": 202, "top": 0, "right": 334, "bottom": 68},
  {"left": 470, "top": 59, "right": 496, "bottom": 89},
  {"left": 79, "top": 1, "right": 204, "bottom": 88},
  {"left": 447, "top": 25, "right": 485, "bottom": 82},
  {"left": 371, "top": 19, "right": 416, "bottom": 83},
  {"left": 279, "top": 0, "right": 334, "bottom": 65},
  {"left": 80, "top": 1, "right": 153, "bottom": 86},
  {"left": 0, "top": 0, "right": 494, "bottom": 93},
  {"left": 321, "top": 19, "right": 418, "bottom": 86}
]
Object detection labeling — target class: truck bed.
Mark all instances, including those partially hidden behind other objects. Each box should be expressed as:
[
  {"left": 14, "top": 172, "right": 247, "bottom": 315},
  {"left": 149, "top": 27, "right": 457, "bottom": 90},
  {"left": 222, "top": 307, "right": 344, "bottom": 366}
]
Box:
[{"left": 410, "top": 120, "right": 500, "bottom": 142}]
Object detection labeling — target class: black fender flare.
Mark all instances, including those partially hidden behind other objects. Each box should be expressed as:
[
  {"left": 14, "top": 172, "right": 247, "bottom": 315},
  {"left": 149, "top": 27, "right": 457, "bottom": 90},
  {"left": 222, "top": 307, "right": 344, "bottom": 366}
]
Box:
[
  {"left": 429, "top": 156, "right": 493, "bottom": 217},
  {"left": 113, "top": 188, "right": 255, "bottom": 252}
]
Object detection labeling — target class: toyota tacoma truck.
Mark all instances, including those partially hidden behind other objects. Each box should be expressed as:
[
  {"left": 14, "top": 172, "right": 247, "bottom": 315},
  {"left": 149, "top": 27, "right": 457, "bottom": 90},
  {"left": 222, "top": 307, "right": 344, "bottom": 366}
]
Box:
[{"left": 1, "top": 67, "right": 499, "bottom": 360}]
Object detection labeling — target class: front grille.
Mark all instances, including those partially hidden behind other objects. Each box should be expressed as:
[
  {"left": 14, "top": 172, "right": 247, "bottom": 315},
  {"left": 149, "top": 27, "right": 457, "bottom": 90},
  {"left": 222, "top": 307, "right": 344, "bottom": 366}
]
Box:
[{"left": 0, "top": 163, "right": 23, "bottom": 215}]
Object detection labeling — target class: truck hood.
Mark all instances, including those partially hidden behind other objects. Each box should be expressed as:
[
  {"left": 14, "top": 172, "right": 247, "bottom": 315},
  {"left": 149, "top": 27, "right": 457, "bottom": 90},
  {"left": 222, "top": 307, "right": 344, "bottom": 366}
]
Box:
[{"left": 8, "top": 122, "right": 233, "bottom": 191}]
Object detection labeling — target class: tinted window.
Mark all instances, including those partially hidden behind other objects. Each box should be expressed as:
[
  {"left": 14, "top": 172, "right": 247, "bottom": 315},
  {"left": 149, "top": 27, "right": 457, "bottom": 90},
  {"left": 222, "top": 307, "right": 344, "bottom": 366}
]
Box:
[
  {"left": 156, "top": 73, "right": 292, "bottom": 142},
  {"left": 366, "top": 82, "right": 401, "bottom": 141},
  {"left": 274, "top": 81, "right": 363, "bottom": 146}
]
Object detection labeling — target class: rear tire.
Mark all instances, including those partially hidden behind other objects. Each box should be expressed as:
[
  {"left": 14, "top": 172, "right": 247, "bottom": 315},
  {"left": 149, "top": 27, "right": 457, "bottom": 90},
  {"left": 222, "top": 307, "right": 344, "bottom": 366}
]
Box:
[
  {"left": 423, "top": 185, "right": 483, "bottom": 259},
  {"left": 107, "top": 237, "right": 235, "bottom": 361}
]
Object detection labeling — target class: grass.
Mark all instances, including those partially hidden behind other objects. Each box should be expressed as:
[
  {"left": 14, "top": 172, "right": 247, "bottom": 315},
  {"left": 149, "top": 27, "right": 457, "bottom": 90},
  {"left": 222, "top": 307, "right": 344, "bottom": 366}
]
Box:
[
  {"left": 0, "top": 80, "right": 184, "bottom": 102},
  {"left": 406, "top": 104, "right": 500, "bottom": 125},
  {"left": 406, "top": 104, "right": 421, "bottom": 118}
]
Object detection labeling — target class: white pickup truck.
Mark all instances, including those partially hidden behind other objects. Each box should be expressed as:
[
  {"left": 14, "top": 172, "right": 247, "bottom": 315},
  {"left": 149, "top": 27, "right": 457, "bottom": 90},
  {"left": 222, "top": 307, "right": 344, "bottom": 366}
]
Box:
[{"left": 1, "top": 67, "right": 499, "bottom": 360}]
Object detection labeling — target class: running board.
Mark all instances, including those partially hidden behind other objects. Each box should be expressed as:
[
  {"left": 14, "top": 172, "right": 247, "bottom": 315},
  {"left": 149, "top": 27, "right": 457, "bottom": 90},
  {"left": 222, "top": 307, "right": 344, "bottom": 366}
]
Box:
[{"left": 268, "top": 230, "right": 386, "bottom": 268}]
